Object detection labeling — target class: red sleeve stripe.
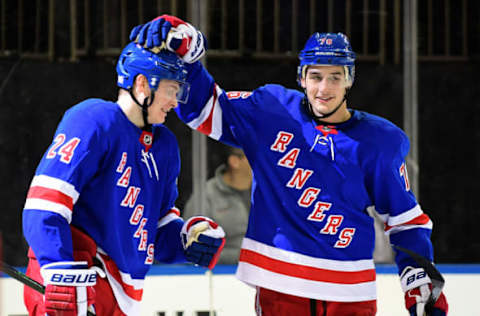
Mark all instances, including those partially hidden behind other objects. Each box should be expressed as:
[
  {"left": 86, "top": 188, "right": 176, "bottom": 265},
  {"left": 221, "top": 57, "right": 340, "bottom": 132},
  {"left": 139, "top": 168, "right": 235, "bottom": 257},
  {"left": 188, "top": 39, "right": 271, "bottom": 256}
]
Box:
[
  {"left": 168, "top": 207, "right": 181, "bottom": 216},
  {"left": 197, "top": 84, "right": 218, "bottom": 136},
  {"left": 30, "top": 175, "right": 79, "bottom": 201},
  {"left": 26, "top": 186, "right": 74, "bottom": 211},
  {"left": 186, "top": 84, "right": 224, "bottom": 140},
  {"left": 157, "top": 207, "right": 181, "bottom": 228},
  {"left": 239, "top": 249, "right": 376, "bottom": 284},
  {"left": 208, "top": 85, "right": 224, "bottom": 140},
  {"left": 385, "top": 213, "right": 431, "bottom": 232}
]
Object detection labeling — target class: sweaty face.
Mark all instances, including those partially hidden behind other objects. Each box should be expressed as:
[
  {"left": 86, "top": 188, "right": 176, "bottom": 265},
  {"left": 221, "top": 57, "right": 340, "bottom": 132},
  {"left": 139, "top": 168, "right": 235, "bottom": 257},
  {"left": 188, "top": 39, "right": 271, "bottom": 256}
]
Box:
[
  {"left": 301, "top": 65, "right": 349, "bottom": 119},
  {"left": 148, "top": 80, "right": 180, "bottom": 124}
]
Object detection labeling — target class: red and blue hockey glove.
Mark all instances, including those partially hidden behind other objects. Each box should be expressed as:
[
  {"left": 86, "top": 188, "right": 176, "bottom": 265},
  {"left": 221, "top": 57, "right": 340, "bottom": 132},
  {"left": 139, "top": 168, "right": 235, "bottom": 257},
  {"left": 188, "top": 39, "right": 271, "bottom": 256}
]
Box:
[
  {"left": 41, "top": 261, "right": 104, "bottom": 316},
  {"left": 129, "top": 14, "right": 207, "bottom": 63},
  {"left": 181, "top": 216, "right": 225, "bottom": 269},
  {"left": 401, "top": 267, "right": 448, "bottom": 315}
]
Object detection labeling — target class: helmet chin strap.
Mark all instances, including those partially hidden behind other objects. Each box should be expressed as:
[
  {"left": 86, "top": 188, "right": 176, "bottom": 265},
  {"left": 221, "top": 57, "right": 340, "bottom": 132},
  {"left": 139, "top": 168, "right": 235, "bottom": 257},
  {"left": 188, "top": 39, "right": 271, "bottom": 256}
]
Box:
[
  {"left": 129, "top": 89, "right": 155, "bottom": 132},
  {"left": 303, "top": 88, "right": 350, "bottom": 121}
]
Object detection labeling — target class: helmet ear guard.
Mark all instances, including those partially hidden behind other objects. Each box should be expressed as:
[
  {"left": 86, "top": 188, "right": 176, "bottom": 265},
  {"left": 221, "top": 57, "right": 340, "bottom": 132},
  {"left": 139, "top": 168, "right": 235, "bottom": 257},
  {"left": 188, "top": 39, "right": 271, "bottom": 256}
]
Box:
[{"left": 297, "top": 32, "right": 356, "bottom": 88}]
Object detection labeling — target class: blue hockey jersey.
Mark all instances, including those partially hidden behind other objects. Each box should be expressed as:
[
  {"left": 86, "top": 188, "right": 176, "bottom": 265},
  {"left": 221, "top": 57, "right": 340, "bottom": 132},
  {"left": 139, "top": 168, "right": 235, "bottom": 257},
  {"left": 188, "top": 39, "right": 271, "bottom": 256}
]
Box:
[
  {"left": 175, "top": 61, "right": 434, "bottom": 302},
  {"left": 23, "top": 99, "right": 186, "bottom": 314}
]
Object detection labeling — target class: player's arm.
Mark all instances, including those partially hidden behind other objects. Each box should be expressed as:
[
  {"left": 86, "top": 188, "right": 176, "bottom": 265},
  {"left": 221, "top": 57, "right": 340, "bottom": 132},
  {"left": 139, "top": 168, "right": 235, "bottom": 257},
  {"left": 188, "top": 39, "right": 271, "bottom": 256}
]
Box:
[
  {"left": 129, "top": 15, "right": 262, "bottom": 148},
  {"left": 367, "top": 131, "right": 448, "bottom": 315},
  {"left": 22, "top": 106, "right": 105, "bottom": 315}
]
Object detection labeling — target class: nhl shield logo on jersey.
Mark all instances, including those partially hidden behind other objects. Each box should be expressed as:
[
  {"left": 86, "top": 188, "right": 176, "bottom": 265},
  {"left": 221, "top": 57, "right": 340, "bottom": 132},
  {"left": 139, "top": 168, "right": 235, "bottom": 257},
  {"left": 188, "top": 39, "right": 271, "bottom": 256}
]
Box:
[
  {"left": 139, "top": 131, "right": 153, "bottom": 152},
  {"left": 315, "top": 125, "right": 338, "bottom": 137}
]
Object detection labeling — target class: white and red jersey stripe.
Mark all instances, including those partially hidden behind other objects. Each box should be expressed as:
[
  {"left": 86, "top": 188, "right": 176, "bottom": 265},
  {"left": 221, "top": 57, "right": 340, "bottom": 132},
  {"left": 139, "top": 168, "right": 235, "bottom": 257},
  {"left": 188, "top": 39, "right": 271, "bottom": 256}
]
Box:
[
  {"left": 378, "top": 205, "right": 433, "bottom": 235},
  {"left": 24, "top": 175, "right": 80, "bottom": 223},
  {"left": 236, "top": 238, "right": 377, "bottom": 302},
  {"left": 186, "top": 84, "right": 224, "bottom": 140},
  {"left": 97, "top": 250, "right": 144, "bottom": 315},
  {"left": 157, "top": 207, "right": 181, "bottom": 228}
]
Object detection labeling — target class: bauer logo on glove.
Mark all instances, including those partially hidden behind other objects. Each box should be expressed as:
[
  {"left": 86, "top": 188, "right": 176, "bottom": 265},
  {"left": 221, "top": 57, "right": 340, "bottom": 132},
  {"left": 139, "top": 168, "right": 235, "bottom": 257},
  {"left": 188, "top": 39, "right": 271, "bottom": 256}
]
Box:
[
  {"left": 181, "top": 216, "right": 225, "bottom": 269},
  {"left": 400, "top": 266, "right": 448, "bottom": 316}
]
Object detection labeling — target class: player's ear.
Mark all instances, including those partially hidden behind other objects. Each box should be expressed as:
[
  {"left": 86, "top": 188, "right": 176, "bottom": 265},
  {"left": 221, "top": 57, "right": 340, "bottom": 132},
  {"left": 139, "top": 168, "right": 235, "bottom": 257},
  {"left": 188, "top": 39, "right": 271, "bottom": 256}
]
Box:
[
  {"left": 300, "top": 77, "right": 306, "bottom": 89},
  {"left": 133, "top": 75, "right": 149, "bottom": 95}
]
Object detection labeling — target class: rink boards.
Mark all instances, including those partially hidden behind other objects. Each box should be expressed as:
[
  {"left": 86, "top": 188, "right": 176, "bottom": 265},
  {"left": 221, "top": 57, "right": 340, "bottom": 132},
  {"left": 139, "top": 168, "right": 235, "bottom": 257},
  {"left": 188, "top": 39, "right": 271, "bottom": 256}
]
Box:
[{"left": 1, "top": 264, "right": 478, "bottom": 316}]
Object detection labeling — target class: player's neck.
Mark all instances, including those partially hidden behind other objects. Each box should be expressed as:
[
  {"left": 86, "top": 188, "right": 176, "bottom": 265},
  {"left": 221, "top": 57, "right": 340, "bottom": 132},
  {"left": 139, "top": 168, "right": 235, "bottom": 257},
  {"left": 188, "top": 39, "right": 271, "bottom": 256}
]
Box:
[
  {"left": 316, "top": 105, "right": 351, "bottom": 124},
  {"left": 117, "top": 94, "right": 144, "bottom": 128}
]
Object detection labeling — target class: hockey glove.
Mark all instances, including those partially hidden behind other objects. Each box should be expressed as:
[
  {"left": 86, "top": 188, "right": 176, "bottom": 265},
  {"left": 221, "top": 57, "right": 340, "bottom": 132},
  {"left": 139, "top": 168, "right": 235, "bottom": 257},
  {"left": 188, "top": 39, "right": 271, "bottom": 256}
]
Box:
[
  {"left": 129, "top": 14, "right": 207, "bottom": 63},
  {"left": 41, "top": 261, "right": 104, "bottom": 316},
  {"left": 181, "top": 216, "right": 225, "bottom": 269},
  {"left": 401, "top": 267, "right": 448, "bottom": 315}
]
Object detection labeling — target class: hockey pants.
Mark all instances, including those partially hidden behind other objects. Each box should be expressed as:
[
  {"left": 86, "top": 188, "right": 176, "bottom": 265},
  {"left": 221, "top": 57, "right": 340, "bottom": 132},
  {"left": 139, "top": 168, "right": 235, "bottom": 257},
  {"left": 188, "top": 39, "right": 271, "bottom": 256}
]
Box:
[
  {"left": 24, "top": 226, "right": 125, "bottom": 316},
  {"left": 255, "top": 287, "right": 377, "bottom": 316}
]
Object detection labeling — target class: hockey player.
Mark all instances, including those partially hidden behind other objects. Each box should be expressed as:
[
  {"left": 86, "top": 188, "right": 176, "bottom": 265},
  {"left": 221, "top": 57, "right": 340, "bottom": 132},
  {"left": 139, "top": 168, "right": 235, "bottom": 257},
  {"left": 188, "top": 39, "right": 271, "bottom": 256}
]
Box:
[
  {"left": 130, "top": 15, "right": 449, "bottom": 316},
  {"left": 22, "top": 42, "right": 225, "bottom": 316}
]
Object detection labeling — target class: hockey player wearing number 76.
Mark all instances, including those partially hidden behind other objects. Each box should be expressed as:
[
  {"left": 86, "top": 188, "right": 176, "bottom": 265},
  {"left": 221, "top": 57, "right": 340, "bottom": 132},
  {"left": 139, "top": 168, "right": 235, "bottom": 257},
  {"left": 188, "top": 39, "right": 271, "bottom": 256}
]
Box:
[
  {"left": 131, "top": 15, "right": 449, "bottom": 316},
  {"left": 21, "top": 42, "right": 225, "bottom": 316}
]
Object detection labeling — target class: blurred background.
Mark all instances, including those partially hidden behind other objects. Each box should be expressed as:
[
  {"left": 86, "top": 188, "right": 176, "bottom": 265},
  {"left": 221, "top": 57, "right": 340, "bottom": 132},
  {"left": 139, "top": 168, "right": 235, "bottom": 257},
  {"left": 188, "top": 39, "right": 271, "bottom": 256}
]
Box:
[{"left": 0, "top": 0, "right": 478, "bottom": 267}]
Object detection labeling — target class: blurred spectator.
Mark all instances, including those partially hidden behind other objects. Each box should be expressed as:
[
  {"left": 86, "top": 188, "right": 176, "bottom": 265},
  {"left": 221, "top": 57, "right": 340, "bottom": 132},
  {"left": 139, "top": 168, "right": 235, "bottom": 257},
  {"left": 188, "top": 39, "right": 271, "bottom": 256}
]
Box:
[
  {"left": 367, "top": 207, "right": 395, "bottom": 263},
  {"left": 184, "top": 146, "right": 252, "bottom": 264}
]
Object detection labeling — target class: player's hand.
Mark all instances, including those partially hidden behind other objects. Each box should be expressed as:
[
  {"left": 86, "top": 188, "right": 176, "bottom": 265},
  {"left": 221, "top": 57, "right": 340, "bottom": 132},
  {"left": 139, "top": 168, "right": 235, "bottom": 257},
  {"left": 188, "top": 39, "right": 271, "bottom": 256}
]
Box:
[
  {"left": 401, "top": 267, "right": 448, "bottom": 315},
  {"left": 129, "top": 14, "right": 207, "bottom": 63},
  {"left": 181, "top": 216, "right": 225, "bottom": 269},
  {"left": 41, "top": 261, "right": 102, "bottom": 316}
]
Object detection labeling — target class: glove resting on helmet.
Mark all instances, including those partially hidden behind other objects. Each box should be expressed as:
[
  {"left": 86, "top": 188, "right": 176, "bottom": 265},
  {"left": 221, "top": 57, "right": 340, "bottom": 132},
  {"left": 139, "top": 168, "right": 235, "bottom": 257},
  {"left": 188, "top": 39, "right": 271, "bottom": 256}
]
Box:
[{"left": 130, "top": 14, "right": 207, "bottom": 63}]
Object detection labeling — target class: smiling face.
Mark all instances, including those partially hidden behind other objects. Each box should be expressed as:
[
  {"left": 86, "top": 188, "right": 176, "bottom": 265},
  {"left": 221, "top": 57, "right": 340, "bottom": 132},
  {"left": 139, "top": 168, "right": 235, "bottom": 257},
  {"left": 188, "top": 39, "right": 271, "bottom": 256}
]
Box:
[
  {"left": 147, "top": 79, "right": 180, "bottom": 124},
  {"left": 300, "top": 65, "right": 350, "bottom": 122}
]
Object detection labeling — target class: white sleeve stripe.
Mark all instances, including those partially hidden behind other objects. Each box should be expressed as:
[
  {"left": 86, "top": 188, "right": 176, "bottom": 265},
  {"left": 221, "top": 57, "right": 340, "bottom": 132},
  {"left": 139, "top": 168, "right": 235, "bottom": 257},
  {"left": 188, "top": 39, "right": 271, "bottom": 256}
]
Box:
[
  {"left": 386, "top": 204, "right": 423, "bottom": 226},
  {"left": 24, "top": 199, "right": 72, "bottom": 223},
  {"left": 31, "top": 175, "right": 80, "bottom": 202},
  {"left": 157, "top": 212, "right": 181, "bottom": 228},
  {"left": 209, "top": 85, "right": 224, "bottom": 140},
  {"left": 186, "top": 86, "right": 219, "bottom": 129},
  {"left": 386, "top": 221, "right": 433, "bottom": 235}
]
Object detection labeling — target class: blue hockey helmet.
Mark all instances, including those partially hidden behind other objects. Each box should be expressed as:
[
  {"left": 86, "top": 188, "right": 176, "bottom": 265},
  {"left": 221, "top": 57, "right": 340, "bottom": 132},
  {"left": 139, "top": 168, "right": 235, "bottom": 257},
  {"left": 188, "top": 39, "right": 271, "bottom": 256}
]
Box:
[
  {"left": 297, "top": 32, "right": 356, "bottom": 87},
  {"left": 116, "top": 42, "right": 190, "bottom": 103}
]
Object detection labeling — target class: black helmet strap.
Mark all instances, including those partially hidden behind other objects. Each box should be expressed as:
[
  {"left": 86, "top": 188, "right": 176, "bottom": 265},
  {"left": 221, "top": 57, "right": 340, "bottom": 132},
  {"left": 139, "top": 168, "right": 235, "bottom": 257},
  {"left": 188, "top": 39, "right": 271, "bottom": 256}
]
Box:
[
  {"left": 129, "top": 89, "right": 155, "bottom": 132},
  {"left": 303, "top": 87, "right": 350, "bottom": 120}
]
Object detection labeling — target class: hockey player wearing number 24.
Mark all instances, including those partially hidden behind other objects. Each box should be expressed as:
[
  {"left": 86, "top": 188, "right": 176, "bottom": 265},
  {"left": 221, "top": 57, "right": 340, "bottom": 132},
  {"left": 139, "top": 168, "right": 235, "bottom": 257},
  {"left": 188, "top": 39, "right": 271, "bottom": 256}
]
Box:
[
  {"left": 131, "top": 15, "right": 449, "bottom": 316},
  {"left": 21, "top": 42, "right": 225, "bottom": 316}
]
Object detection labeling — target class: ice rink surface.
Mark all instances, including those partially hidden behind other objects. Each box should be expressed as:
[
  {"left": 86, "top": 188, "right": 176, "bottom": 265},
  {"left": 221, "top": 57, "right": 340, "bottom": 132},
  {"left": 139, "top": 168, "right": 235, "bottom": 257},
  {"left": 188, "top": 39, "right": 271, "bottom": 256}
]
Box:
[{"left": 1, "top": 264, "right": 477, "bottom": 316}]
